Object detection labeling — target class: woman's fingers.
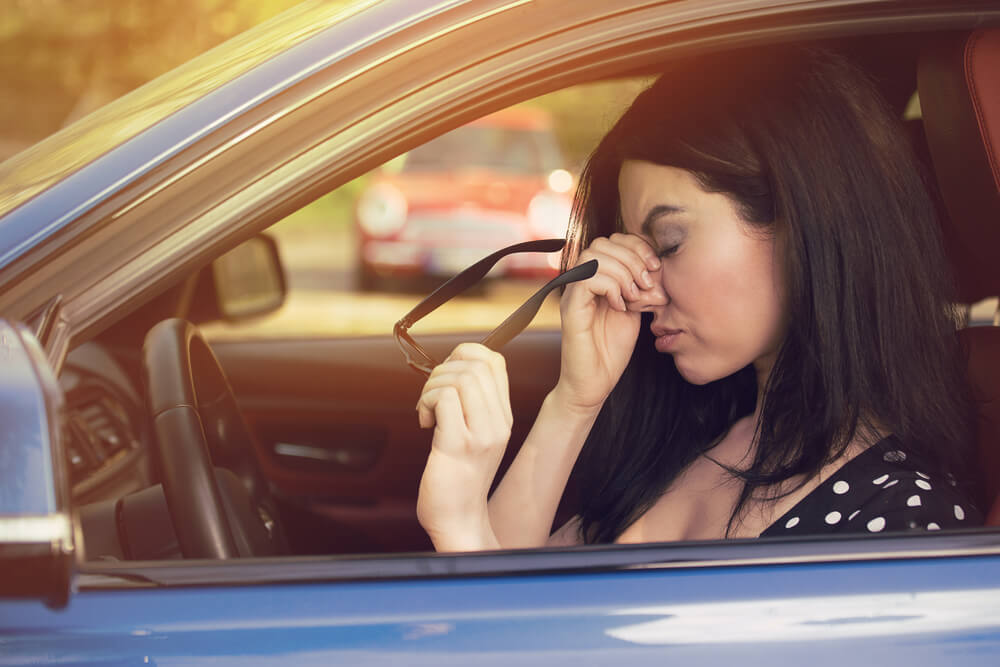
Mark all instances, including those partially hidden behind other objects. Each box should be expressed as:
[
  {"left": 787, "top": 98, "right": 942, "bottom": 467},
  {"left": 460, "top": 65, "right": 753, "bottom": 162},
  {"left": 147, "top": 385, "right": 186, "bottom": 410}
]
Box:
[
  {"left": 419, "top": 371, "right": 494, "bottom": 441},
  {"left": 588, "top": 234, "right": 659, "bottom": 290},
  {"left": 435, "top": 348, "right": 511, "bottom": 426},
  {"left": 416, "top": 344, "right": 513, "bottom": 450},
  {"left": 418, "top": 385, "right": 463, "bottom": 435},
  {"left": 581, "top": 240, "right": 640, "bottom": 301},
  {"left": 574, "top": 272, "right": 629, "bottom": 312},
  {"left": 451, "top": 343, "right": 513, "bottom": 426},
  {"left": 576, "top": 234, "right": 666, "bottom": 310},
  {"left": 609, "top": 232, "right": 662, "bottom": 272}
]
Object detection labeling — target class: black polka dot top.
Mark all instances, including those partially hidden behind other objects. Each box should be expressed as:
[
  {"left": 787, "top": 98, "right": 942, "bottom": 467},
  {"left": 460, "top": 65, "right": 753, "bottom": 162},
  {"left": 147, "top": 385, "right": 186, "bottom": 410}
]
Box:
[{"left": 760, "top": 436, "right": 982, "bottom": 536}]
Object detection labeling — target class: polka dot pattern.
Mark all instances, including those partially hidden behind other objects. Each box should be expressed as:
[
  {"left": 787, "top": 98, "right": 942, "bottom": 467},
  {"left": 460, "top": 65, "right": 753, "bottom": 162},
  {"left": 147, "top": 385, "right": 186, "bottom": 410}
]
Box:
[{"left": 760, "top": 438, "right": 981, "bottom": 538}]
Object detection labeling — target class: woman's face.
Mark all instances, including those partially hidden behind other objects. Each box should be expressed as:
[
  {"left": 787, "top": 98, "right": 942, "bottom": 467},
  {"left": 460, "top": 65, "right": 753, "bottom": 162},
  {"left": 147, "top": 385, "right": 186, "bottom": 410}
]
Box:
[{"left": 618, "top": 160, "right": 786, "bottom": 385}]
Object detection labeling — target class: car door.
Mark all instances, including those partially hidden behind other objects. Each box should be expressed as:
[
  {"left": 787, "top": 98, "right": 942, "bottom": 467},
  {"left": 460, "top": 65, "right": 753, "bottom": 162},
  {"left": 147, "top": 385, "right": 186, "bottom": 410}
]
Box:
[
  {"left": 4, "top": 537, "right": 1000, "bottom": 665},
  {"left": 209, "top": 329, "right": 563, "bottom": 554}
]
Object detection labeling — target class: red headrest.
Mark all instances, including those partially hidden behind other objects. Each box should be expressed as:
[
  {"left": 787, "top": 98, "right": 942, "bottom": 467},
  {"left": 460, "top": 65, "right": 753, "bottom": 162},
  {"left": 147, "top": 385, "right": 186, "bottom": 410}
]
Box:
[{"left": 919, "top": 30, "right": 1000, "bottom": 304}]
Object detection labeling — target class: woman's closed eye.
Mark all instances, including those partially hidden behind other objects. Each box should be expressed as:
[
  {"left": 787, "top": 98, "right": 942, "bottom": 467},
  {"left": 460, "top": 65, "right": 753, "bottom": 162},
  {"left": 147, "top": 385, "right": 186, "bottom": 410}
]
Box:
[
  {"left": 657, "top": 243, "right": 680, "bottom": 258},
  {"left": 647, "top": 221, "right": 686, "bottom": 259}
]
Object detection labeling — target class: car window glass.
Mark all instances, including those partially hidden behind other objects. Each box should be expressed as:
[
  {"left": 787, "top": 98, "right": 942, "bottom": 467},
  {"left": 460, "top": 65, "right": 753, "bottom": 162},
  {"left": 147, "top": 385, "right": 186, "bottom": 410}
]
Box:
[{"left": 202, "top": 79, "right": 650, "bottom": 342}]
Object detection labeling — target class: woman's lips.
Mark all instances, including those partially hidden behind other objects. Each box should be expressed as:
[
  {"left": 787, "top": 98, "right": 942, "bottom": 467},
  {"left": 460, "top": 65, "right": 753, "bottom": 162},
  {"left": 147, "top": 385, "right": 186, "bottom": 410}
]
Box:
[{"left": 653, "top": 328, "right": 683, "bottom": 353}]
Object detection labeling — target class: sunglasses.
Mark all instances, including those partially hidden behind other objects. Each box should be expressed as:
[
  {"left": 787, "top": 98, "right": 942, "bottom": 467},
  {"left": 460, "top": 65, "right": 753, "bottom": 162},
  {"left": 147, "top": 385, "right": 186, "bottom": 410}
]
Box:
[{"left": 394, "top": 239, "right": 598, "bottom": 376}]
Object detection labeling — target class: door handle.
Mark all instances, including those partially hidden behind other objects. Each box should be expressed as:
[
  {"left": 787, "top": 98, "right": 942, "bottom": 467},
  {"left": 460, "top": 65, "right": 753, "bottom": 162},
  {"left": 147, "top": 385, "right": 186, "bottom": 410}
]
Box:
[{"left": 273, "top": 442, "right": 379, "bottom": 471}]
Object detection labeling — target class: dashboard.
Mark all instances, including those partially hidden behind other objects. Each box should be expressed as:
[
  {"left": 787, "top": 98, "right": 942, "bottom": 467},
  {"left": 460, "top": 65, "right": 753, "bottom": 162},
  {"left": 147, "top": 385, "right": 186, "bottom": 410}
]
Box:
[{"left": 61, "top": 343, "right": 152, "bottom": 507}]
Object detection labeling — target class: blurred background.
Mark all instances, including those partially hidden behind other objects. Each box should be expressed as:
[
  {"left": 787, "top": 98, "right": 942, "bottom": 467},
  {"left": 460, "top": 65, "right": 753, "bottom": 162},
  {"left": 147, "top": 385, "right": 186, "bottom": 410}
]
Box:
[
  {"left": 0, "top": 0, "right": 306, "bottom": 158},
  {"left": 2, "top": 1, "right": 994, "bottom": 340},
  {"left": 0, "top": 0, "right": 653, "bottom": 339}
]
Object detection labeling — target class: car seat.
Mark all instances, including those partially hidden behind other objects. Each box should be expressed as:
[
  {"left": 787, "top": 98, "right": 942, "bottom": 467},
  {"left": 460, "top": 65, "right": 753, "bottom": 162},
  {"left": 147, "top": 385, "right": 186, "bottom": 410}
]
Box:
[{"left": 919, "top": 28, "right": 1000, "bottom": 525}]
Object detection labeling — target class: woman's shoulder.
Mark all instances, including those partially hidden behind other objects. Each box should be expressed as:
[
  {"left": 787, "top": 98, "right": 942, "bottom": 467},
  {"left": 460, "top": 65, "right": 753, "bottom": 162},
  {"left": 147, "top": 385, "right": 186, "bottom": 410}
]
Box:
[{"left": 761, "top": 436, "right": 983, "bottom": 537}]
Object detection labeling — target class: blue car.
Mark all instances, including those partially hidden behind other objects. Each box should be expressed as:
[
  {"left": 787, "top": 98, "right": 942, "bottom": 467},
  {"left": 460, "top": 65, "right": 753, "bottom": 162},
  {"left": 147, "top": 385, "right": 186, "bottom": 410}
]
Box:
[{"left": 2, "top": 0, "right": 1000, "bottom": 663}]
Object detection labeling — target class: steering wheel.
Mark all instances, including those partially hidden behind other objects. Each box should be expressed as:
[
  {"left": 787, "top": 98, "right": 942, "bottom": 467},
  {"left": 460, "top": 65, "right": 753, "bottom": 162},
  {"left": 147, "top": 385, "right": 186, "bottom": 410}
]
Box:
[{"left": 142, "top": 318, "right": 286, "bottom": 558}]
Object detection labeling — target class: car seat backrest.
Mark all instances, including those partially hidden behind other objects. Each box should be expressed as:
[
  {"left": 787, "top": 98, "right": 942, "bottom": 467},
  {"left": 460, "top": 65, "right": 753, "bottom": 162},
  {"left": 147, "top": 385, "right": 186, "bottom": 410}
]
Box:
[
  {"left": 959, "top": 326, "right": 1000, "bottom": 524},
  {"left": 919, "top": 29, "right": 1000, "bottom": 524}
]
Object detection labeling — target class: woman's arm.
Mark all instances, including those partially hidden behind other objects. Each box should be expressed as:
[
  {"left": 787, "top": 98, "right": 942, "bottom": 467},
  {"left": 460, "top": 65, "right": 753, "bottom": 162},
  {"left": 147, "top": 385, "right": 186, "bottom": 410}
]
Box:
[
  {"left": 415, "top": 234, "right": 664, "bottom": 552},
  {"left": 487, "top": 387, "right": 601, "bottom": 548},
  {"left": 487, "top": 233, "right": 666, "bottom": 547}
]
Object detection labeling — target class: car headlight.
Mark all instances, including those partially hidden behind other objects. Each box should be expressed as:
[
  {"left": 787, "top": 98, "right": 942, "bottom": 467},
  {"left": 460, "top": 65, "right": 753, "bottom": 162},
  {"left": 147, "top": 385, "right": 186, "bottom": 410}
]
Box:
[
  {"left": 527, "top": 192, "right": 571, "bottom": 238},
  {"left": 547, "top": 168, "right": 574, "bottom": 194},
  {"left": 357, "top": 183, "right": 408, "bottom": 237}
]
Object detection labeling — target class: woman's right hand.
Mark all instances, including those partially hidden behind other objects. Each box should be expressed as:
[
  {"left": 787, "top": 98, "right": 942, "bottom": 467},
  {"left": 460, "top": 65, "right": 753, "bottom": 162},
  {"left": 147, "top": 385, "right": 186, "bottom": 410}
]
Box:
[
  {"left": 554, "top": 233, "right": 666, "bottom": 413},
  {"left": 415, "top": 343, "right": 510, "bottom": 551}
]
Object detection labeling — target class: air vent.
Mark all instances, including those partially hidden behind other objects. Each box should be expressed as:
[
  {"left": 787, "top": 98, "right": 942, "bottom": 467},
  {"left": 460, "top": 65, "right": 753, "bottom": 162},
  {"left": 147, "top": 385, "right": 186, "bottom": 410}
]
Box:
[{"left": 63, "top": 375, "right": 141, "bottom": 489}]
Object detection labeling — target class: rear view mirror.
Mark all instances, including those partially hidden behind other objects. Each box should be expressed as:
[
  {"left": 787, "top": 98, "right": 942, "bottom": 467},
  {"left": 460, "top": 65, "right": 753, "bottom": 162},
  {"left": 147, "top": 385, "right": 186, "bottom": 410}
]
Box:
[{"left": 0, "top": 320, "right": 73, "bottom": 608}]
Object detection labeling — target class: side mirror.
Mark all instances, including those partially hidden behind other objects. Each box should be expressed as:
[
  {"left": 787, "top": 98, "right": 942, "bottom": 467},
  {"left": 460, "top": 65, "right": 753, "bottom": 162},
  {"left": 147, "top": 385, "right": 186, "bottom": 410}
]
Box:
[
  {"left": 187, "top": 234, "right": 287, "bottom": 323},
  {"left": 0, "top": 320, "right": 73, "bottom": 608}
]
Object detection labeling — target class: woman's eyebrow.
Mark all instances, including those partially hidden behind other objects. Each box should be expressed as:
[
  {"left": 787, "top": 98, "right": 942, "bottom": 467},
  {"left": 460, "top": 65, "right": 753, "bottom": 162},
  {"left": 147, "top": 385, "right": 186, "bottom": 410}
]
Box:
[{"left": 640, "top": 204, "right": 685, "bottom": 236}]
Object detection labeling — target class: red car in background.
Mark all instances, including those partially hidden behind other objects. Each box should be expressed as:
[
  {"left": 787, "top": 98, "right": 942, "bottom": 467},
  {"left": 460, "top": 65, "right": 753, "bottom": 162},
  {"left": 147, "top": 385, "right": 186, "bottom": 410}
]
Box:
[{"left": 354, "top": 106, "right": 573, "bottom": 290}]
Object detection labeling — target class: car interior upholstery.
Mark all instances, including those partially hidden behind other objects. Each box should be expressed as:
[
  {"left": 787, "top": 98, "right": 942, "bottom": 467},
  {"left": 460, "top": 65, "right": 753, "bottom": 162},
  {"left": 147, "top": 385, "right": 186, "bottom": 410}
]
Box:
[{"left": 919, "top": 28, "right": 1000, "bottom": 525}]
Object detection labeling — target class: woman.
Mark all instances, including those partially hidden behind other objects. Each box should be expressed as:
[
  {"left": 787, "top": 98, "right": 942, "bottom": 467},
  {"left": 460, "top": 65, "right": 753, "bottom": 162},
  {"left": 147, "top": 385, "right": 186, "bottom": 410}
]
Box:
[{"left": 414, "top": 46, "right": 983, "bottom": 552}]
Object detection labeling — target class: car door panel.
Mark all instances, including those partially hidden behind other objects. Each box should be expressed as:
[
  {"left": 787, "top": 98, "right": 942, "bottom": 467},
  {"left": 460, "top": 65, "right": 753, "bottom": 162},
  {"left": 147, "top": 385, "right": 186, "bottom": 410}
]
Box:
[
  {"left": 211, "top": 330, "right": 563, "bottom": 553},
  {"left": 5, "top": 550, "right": 1000, "bottom": 665}
]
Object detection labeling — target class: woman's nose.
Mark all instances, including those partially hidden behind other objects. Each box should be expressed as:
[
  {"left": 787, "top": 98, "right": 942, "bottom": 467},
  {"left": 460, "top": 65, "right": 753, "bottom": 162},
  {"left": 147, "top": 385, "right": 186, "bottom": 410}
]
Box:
[{"left": 626, "top": 267, "right": 669, "bottom": 312}]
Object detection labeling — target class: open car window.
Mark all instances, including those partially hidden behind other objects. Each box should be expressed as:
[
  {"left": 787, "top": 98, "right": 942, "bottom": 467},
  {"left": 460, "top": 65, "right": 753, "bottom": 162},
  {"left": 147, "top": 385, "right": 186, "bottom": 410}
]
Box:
[
  {"left": 201, "top": 80, "right": 649, "bottom": 343},
  {"left": 173, "top": 70, "right": 993, "bottom": 566}
]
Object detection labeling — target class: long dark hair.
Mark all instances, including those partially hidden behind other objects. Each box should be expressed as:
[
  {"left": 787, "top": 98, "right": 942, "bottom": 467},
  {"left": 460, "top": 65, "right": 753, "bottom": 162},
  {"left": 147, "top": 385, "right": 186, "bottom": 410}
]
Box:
[{"left": 565, "top": 46, "right": 977, "bottom": 543}]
